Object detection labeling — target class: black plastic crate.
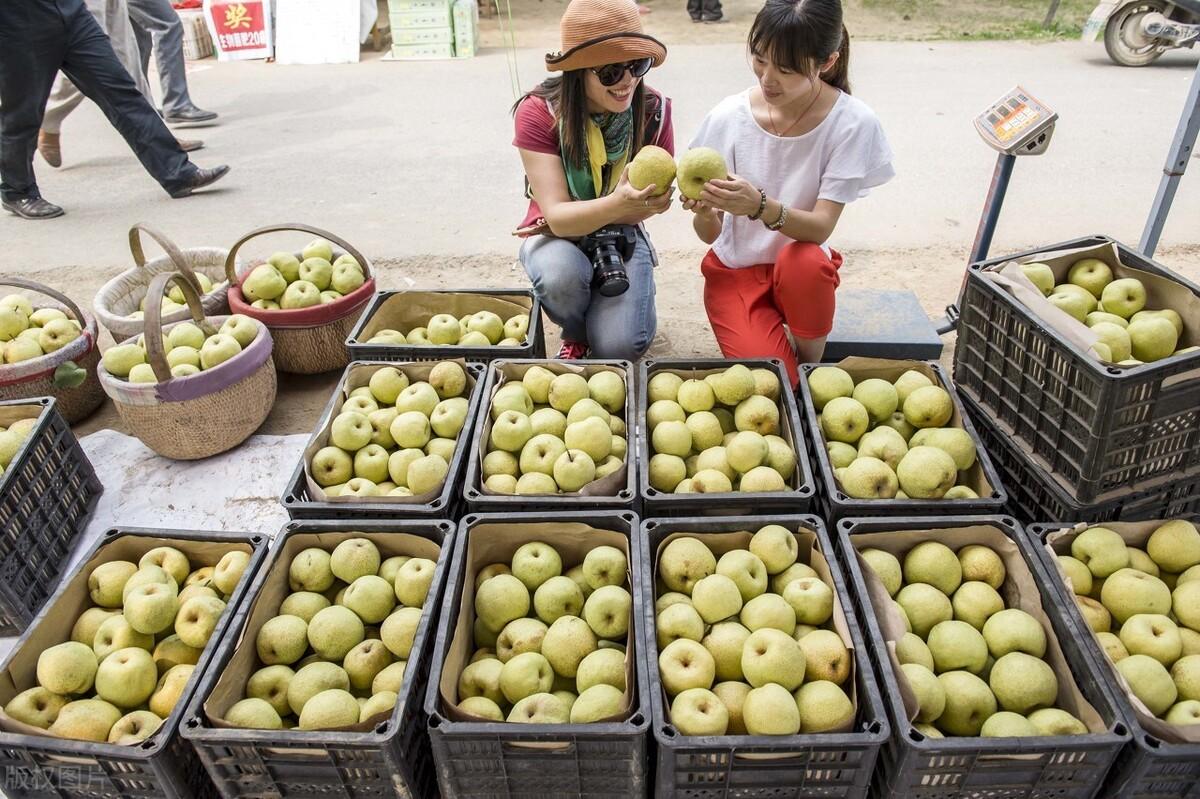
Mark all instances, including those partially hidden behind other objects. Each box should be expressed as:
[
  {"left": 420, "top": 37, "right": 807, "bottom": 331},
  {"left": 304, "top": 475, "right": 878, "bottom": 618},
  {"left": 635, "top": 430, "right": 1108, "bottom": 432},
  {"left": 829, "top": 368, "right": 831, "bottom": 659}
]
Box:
[
  {"left": 0, "top": 526, "right": 269, "bottom": 799},
  {"left": 182, "top": 518, "right": 454, "bottom": 799},
  {"left": 1024, "top": 522, "right": 1200, "bottom": 798},
  {"left": 835, "top": 514, "right": 1130, "bottom": 799},
  {"left": 797, "top": 361, "right": 1009, "bottom": 522},
  {"left": 346, "top": 288, "right": 546, "bottom": 362},
  {"left": 639, "top": 514, "right": 889, "bottom": 798},
  {"left": 462, "top": 360, "right": 638, "bottom": 513},
  {"left": 423, "top": 511, "right": 650, "bottom": 798},
  {"left": 637, "top": 358, "right": 815, "bottom": 517},
  {"left": 964, "top": 392, "right": 1200, "bottom": 525},
  {"left": 0, "top": 397, "right": 102, "bottom": 636},
  {"left": 281, "top": 361, "right": 486, "bottom": 520},
  {"left": 954, "top": 235, "right": 1200, "bottom": 504}
]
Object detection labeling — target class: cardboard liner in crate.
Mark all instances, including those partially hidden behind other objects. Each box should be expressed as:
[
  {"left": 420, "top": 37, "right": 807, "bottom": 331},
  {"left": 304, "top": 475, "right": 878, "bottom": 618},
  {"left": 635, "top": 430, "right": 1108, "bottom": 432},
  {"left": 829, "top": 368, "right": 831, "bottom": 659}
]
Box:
[
  {"left": 204, "top": 529, "right": 442, "bottom": 733},
  {"left": 474, "top": 361, "right": 630, "bottom": 498},
  {"left": 356, "top": 291, "right": 533, "bottom": 346},
  {"left": 850, "top": 523, "right": 1106, "bottom": 734},
  {"left": 813, "top": 357, "right": 998, "bottom": 501},
  {"left": 302, "top": 359, "right": 475, "bottom": 504},
  {"left": 1040, "top": 521, "right": 1200, "bottom": 746},
  {"left": 0, "top": 533, "right": 256, "bottom": 743},
  {"left": 438, "top": 520, "right": 636, "bottom": 724},
  {"left": 653, "top": 526, "right": 858, "bottom": 740},
  {"left": 983, "top": 241, "right": 1200, "bottom": 365}
]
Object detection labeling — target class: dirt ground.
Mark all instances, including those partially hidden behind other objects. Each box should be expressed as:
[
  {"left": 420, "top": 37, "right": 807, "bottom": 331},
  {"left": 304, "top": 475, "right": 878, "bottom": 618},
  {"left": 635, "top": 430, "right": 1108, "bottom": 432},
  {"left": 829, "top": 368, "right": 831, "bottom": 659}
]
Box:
[
  {"left": 60, "top": 241, "right": 1200, "bottom": 440},
  {"left": 477, "top": 0, "right": 1094, "bottom": 51}
]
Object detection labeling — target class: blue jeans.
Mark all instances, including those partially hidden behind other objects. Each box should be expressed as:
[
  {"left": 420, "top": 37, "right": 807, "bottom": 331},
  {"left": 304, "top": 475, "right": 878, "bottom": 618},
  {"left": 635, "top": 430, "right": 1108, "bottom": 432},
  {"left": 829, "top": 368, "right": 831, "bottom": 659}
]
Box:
[{"left": 520, "top": 230, "right": 657, "bottom": 362}]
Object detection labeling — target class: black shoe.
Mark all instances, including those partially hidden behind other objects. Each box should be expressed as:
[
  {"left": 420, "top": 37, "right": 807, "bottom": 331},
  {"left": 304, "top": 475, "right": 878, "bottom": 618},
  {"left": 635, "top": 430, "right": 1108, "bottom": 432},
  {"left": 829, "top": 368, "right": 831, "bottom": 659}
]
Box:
[
  {"left": 690, "top": 15, "right": 702, "bottom": 21},
  {"left": 169, "top": 165, "right": 230, "bottom": 198},
  {"left": 2, "top": 197, "right": 64, "bottom": 219},
  {"left": 702, "top": 14, "right": 727, "bottom": 22},
  {"left": 165, "top": 107, "right": 219, "bottom": 127}
]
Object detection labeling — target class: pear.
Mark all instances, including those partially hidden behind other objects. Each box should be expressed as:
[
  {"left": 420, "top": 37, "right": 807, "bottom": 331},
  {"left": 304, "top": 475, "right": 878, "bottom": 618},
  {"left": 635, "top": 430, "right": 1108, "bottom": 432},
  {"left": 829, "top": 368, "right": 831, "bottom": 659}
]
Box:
[
  {"left": 935, "top": 671, "right": 996, "bottom": 736},
  {"left": 794, "top": 680, "right": 854, "bottom": 733},
  {"left": 901, "top": 663, "right": 945, "bottom": 722},
  {"left": 742, "top": 682, "right": 800, "bottom": 735}
]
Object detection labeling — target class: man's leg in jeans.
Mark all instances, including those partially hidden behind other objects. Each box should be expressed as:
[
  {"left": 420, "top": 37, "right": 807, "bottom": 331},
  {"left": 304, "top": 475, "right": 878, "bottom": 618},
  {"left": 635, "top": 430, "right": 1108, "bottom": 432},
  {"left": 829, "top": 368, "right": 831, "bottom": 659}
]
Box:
[
  {"left": 58, "top": 3, "right": 194, "bottom": 195},
  {"left": 127, "top": 0, "right": 195, "bottom": 116},
  {"left": 585, "top": 230, "right": 657, "bottom": 362},
  {"left": 686, "top": 0, "right": 703, "bottom": 20},
  {"left": 702, "top": 0, "right": 723, "bottom": 20},
  {"left": 0, "top": 11, "right": 65, "bottom": 202},
  {"left": 520, "top": 236, "right": 593, "bottom": 345}
]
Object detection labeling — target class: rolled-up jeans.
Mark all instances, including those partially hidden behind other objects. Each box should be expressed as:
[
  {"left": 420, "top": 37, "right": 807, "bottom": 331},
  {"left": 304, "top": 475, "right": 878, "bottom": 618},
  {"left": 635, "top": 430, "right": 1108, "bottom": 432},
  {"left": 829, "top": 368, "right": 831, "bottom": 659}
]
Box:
[{"left": 519, "top": 228, "right": 658, "bottom": 362}]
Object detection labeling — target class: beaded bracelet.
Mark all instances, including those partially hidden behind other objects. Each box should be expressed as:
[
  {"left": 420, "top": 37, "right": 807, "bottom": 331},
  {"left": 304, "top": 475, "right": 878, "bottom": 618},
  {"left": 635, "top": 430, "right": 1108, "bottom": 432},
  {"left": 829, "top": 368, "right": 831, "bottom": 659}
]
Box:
[
  {"left": 765, "top": 203, "right": 788, "bottom": 231},
  {"left": 747, "top": 189, "right": 768, "bottom": 221}
]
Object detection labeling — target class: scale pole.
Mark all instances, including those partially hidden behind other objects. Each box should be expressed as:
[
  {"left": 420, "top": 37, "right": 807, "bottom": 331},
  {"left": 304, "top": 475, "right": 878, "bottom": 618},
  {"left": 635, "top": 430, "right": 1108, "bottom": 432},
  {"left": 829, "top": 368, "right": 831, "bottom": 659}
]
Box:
[
  {"left": 1140, "top": 59, "right": 1200, "bottom": 257},
  {"left": 970, "top": 153, "right": 1017, "bottom": 265}
]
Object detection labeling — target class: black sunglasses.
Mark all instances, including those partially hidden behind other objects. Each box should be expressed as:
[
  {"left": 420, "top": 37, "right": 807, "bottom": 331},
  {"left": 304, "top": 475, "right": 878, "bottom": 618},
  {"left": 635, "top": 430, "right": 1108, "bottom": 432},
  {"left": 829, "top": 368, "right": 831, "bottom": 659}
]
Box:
[{"left": 590, "top": 58, "right": 653, "bottom": 87}]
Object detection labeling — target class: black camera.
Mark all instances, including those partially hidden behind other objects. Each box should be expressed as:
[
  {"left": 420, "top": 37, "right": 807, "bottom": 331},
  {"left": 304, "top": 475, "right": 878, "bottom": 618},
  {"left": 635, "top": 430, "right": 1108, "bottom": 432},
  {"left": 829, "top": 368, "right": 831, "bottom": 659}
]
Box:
[{"left": 578, "top": 225, "right": 637, "bottom": 297}]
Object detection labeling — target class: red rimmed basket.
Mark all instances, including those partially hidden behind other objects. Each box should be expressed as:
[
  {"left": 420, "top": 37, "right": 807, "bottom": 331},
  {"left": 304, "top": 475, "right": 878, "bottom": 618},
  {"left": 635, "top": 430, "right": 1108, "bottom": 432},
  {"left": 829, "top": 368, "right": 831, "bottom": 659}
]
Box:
[
  {"left": 0, "top": 278, "right": 104, "bottom": 424},
  {"left": 98, "top": 271, "right": 276, "bottom": 460},
  {"left": 224, "top": 224, "right": 375, "bottom": 374}
]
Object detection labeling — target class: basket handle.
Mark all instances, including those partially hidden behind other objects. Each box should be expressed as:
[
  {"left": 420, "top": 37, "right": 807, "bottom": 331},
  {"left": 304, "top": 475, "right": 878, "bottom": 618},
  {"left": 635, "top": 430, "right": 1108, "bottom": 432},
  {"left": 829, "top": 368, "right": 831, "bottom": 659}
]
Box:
[
  {"left": 143, "top": 271, "right": 213, "bottom": 382},
  {"left": 0, "top": 277, "right": 89, "bottom": 327},
  {"left": 128, "top": 223, "right": 206, "bottom": 295},
  {"left": 223, "top": 223, "right": 371, "bottom": 285}
]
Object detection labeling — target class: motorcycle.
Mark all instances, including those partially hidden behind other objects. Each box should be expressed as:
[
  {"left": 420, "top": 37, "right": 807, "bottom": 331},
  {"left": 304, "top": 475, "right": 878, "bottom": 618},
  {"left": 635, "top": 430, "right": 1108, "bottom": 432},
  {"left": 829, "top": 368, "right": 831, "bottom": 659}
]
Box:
[{"left": 1084, "top": 0, "right": 1200, "bottom": 66}]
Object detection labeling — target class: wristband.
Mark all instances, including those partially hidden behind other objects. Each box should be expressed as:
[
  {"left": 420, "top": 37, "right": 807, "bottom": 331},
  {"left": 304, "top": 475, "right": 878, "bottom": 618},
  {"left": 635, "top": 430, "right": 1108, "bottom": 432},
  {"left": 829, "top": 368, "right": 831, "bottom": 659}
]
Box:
[{"left": 747, "top": 189, "right": 767, "bottom": 221}]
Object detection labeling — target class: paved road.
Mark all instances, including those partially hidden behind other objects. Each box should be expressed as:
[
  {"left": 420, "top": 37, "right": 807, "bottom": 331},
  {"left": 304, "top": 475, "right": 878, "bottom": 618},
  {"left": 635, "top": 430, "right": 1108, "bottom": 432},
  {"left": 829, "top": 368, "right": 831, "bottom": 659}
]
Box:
[{"left": 3, "top": 40, "right": 1198, "bottom": 272}]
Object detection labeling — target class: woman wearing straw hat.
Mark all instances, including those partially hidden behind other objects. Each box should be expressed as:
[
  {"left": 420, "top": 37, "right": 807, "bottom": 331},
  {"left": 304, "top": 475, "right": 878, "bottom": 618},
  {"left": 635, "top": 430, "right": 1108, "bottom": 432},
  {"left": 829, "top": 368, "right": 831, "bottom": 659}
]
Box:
[{"left": 512, "top": 0, "right": 674, "bottom": 361}]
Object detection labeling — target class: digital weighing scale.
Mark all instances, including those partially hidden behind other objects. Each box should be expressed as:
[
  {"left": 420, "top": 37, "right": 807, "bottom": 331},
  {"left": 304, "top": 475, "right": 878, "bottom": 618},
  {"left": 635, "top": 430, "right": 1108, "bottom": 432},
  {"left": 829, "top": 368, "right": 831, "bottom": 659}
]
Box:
[
  {"left": 934, "top": 86, "right": 1058, "bottom": 334},
  {"left": 827, "top": 86, "right": 1057, "bottom": 358}
]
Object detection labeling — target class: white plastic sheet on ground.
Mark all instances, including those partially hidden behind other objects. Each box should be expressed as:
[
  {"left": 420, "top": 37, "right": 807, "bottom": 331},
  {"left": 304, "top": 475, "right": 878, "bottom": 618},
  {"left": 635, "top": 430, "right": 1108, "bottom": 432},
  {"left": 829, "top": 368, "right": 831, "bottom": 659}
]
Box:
[{"left": 0, "top": 431, "right": 307, "bottom": 660}]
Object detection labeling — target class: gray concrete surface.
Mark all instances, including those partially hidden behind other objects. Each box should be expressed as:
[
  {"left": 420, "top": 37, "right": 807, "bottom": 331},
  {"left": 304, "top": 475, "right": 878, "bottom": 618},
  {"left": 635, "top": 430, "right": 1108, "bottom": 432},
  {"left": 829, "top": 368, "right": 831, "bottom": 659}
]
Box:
[{"left": 4, "top": 40, "right": 1199, "bottom": 270}]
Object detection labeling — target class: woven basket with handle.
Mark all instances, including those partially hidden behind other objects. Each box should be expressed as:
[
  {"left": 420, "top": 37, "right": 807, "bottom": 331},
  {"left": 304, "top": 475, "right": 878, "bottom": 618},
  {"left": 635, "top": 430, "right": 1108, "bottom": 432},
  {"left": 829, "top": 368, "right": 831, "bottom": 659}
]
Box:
[
  {"left": 98, "top": 271, "right": 276, "bottom": 460},
  {"left": 93, "top": 224, "right": 230, "bottom": 342},
  {"left": 225, "top": 224, "right": 375, "bottom": 375},
  {"left": 0, "top": 279, "right": 105, "bottom": 424}
]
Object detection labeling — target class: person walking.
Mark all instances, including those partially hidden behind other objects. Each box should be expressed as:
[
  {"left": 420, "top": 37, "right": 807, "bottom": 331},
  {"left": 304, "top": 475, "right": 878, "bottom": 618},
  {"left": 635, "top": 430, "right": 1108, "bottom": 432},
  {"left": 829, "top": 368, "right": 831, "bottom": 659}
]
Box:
[
  {"left": 127, "top": 0, "right": 219, "bottom": 126},
  {"left": 37, "top": 0, "right": 202, "bottom": 169},
  {"left": 512, "top": 0, "right": 674, "bottom": 361},
  {"left": 0, "top": 0, "right": 229, "bottom": 219}
]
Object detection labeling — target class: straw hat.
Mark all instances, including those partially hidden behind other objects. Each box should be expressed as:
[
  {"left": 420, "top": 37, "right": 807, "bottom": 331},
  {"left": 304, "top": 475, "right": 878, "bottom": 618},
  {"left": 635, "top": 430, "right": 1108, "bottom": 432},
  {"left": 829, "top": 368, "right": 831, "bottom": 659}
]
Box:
[{"left": 545, "top": 0, "right": 667, "bottom": 72}]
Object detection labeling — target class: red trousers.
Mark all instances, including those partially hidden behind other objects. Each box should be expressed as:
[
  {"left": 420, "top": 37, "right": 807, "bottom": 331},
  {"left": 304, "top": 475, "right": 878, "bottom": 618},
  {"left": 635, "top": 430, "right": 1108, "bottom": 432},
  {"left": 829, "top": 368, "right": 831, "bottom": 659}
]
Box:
[{"left": 701, "top": 242, "right": 843, "bottom": 386}]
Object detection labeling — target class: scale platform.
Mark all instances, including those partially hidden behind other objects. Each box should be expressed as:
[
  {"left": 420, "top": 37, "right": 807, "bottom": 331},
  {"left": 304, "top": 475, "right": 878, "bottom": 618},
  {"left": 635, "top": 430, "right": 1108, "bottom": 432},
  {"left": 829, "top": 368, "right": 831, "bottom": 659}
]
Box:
[{"left": 823, "top": 289, "right": 943, "bottom": 362}]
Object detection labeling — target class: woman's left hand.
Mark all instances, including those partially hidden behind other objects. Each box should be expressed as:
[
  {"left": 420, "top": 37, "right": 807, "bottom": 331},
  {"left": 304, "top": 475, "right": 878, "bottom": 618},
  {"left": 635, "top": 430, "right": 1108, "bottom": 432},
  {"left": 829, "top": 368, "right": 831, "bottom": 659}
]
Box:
[{"left": 700, "top": 174, "right": 762, "bottom": 217}]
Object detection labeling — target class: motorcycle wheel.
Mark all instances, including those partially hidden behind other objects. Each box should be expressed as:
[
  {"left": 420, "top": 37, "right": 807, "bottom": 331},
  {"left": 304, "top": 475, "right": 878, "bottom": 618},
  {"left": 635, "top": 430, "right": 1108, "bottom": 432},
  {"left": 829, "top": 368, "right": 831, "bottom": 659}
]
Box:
[{"left": 1104, "top": 0, "right": 1167, "bottom": 66}]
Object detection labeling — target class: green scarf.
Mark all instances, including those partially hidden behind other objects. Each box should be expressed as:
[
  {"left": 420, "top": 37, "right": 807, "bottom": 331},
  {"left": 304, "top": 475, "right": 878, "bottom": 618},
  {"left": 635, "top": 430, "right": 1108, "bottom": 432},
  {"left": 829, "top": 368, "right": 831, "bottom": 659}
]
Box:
[{"left": 562, "top": 109, "right": 633, "bottom": 201}]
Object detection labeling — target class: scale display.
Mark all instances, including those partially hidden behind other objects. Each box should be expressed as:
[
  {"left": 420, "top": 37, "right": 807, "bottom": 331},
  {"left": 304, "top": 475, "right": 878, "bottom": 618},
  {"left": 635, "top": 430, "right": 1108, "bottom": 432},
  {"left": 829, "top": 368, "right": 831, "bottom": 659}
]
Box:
[{"left": 974, "top": 87, "right": 1057, "bottom": 155}]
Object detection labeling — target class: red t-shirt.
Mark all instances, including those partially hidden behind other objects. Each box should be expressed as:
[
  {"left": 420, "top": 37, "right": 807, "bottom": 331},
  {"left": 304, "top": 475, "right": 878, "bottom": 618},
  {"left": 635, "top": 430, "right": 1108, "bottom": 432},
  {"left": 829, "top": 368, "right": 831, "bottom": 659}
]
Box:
[{"left": 512, "top": 88, "right": 675, "bottom": 231}]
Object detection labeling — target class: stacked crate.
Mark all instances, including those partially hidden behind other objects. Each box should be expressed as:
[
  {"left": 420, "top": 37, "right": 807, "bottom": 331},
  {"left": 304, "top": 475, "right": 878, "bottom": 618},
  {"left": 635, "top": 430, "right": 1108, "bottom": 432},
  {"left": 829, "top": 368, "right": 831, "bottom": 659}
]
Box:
[
  {"left": 389, "top": 0, "right": 455, "bottom": 60},
  {"left": 953, "top": 235, "right": 1200, "bottom": 524}
]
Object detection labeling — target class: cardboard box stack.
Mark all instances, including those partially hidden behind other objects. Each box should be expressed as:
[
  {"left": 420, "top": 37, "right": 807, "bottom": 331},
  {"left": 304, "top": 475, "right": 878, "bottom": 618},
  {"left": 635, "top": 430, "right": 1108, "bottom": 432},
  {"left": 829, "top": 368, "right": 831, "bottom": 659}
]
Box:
[{"left": 389, "top": 0, "right": 455, "bottom": 60}]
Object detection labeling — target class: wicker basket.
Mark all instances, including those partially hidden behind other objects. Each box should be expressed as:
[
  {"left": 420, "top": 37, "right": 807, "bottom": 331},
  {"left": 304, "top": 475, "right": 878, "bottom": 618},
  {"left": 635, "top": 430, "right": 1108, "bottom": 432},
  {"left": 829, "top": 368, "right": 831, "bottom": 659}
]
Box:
[
  {"left": 0, "top": 278, "right": 105, "bottom": 424},
  {"left": 94, "top": 224, "right": 231, "bottom": 343},
  {"left": 98, "top": 272, "right": 277, "bottom": 460},
  {"left": 224, "top": 224, "right": 375, "bottom": 375}
]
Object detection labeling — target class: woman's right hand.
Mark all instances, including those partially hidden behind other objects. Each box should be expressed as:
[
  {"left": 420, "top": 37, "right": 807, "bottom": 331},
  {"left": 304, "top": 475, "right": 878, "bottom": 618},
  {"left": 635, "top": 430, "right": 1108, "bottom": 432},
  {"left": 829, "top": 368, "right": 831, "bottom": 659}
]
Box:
[{"left": 611, "top": 166, "right": 674, "bottom": 223}]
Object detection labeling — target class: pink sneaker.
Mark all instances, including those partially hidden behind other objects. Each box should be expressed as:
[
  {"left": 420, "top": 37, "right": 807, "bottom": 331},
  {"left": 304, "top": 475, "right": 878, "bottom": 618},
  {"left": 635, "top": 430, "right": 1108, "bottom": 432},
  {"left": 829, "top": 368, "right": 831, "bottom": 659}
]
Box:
[{"left": 556, "top": 339, "right": 589, "bottom": 359}]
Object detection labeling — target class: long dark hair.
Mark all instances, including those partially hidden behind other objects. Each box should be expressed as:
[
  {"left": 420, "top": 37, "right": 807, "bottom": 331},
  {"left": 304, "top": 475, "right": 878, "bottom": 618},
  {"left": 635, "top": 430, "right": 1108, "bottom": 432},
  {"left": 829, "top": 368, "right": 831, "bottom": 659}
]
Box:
[
  {"left": 511, "top": 72, "right": 648, "bottom": 171},
  {"left": 748, "top": 0, "right": 851, "bottom": 94}
]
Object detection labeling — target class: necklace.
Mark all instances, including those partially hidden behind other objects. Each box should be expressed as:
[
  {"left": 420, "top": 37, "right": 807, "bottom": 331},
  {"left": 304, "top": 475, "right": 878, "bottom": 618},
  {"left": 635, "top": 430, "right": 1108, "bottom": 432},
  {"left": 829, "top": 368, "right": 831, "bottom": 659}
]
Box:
[{"left": 767, "top": 82, "right": 824, "bottom": 138}]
